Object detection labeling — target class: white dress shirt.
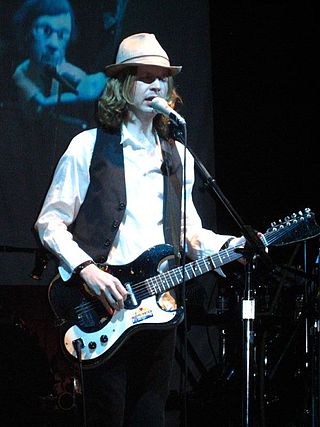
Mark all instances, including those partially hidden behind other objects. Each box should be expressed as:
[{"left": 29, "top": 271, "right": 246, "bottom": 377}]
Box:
[{"left": 35, "top": 125, "right": 233, "bottom": 281}]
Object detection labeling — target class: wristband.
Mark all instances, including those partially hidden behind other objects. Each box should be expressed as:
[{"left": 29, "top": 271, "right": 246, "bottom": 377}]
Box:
[{"left": 74, "top": 260, "right": 96, "bottom": 275}]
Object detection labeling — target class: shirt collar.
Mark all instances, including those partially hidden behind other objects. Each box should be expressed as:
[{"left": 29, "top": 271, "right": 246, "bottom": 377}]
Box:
[{"left": 120, "top": 123, "right": 160, "bottom": 150}]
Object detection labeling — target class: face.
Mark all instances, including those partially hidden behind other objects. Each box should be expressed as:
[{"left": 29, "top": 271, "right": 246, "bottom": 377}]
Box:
[
  {"left": 29, "top": 13, "right": 72, "bottom": 66},
  {"left": 129, "top": 65, "right": 169, "bottom": 117}
]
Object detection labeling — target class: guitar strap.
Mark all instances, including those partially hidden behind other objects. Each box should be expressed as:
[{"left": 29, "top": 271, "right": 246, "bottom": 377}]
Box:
[{"left": 160, "top": 138, "right": 183, "bottom": 267}]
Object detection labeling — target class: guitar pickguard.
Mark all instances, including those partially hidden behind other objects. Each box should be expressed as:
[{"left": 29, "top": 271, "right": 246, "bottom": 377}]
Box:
[{"left": 62, "top": 295, "right": 183, "bottom": 368}]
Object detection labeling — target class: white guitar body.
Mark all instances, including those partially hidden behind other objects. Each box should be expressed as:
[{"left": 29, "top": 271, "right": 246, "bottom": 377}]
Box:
[{"left": 63, "top": 295, "right": 180, "bottom": 365}]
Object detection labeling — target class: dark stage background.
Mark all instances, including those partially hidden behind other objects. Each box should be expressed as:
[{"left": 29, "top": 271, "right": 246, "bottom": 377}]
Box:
[{"left": 0, "top": 1, "right": 318, "bottom": 426}]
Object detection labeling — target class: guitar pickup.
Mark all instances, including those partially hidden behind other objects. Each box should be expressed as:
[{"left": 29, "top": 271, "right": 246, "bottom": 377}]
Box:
[{"left": 125, "top": 283, "right": 138, "bottom": 307}]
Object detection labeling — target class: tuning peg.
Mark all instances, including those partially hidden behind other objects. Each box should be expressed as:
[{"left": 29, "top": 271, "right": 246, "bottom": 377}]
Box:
[
  {"left": 270, "top": 221, "right": 277, "bottom": 231},
  {"left": 304, "top": 208, "right": 311, "bottom": 217},
  {"left": 290, "top": 213, "right": 298, "bottom": 223}
]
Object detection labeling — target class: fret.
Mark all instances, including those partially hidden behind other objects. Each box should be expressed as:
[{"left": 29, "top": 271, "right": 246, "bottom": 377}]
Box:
[
  {"left": 199, "top": 259, "right": 209, "bottom": 274},
  {"left": 209, "top": 255, "right": 217, "bottom": 269},
  {"left": 199, "top": 263, "right": 206, "bottom": 275},
  {"left": 225, "top": 250, "right": 234, "bottom": 261},
  {"left": 146, "top": 278, "right": 156, "bottom": 295},
  {"left": 166, "top": 272, "right": 176, "bottom": 288},
  {"left": 186, "top": 264, "right": 194, "bottom": 280},
  {"left": 205, "top": 258, "right": 212, "bottom": 271},
  {"left": 174, "top": 268, "right": 184, "bottom": 282},
  {"left": 217, "top": 252, "right": 225, "bottom": 265},
  {"left": 215, "top": 249, "right": 233, "bottom": 267},
  {"left": 189, "top": 263, "right": 197, "bottom": 277},
  {"left": 157, "top": 275, "right": 168, "bottom": 292},
  {"left": 171, "top": 269, "right": 181, "bottom": 285},
  {"left": 197, "top": 261, "right": 206, "bottom": 274},
  {"left": 194, "top": 262, "right": 202, "bottom": 275}
]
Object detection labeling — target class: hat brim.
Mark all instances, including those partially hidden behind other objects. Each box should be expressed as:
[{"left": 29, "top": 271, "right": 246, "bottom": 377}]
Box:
[{"left": 105, "top": 62, "right": 182, "bottom": 77}]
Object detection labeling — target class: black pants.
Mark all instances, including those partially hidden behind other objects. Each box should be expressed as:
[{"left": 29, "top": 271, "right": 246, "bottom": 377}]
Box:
[{"left": 82, "top": 327, "right": 177, "bottom": 427}]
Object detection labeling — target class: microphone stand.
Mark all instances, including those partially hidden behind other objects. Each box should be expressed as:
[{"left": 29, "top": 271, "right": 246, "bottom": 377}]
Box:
[{"left": 185, "top": 143, "right": 272, "bottom": 427}]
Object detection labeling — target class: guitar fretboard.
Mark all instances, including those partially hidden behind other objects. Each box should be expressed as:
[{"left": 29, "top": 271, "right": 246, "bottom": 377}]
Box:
[
  {"left": 130, "top": 211, "right": 318, "bottom": 301},
  {"left": 132, "top": 245, "right": 243, "bottom": 300}
]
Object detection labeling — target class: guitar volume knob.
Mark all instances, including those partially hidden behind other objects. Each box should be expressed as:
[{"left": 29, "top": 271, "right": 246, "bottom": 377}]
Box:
[
  {"left": 100, "top": 335, "right": 108, "bottom": 344},
  {"left": 88, "top": 341, "right": 97, "bottom": 350}
]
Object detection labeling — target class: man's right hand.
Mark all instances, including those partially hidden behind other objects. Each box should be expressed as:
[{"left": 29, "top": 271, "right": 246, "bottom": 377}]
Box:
[{"left": 79, "top": 264, "right": 128, "bottom": 311}]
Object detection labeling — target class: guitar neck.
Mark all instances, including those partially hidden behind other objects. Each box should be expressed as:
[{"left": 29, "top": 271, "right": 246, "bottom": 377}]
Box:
[
  {"left": 141, "top": 246, "right": 243, "bottom": 297},
  {"left": 131, "top": 209, "right": 320, "bottom": 299}
]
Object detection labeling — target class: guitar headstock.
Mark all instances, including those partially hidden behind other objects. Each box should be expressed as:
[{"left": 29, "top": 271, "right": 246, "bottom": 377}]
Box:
[{"left": 266, "top": 208, "right": 320, "bottom": 246}]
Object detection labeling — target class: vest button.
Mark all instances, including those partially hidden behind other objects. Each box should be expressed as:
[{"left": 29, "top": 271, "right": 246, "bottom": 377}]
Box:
[
  {"left": 119, "top": 202, "right": 126, "bottom": 210},
  {"left": 104, "top": 239, "right": 111, "bottom": 247},
  {"left": 112, "top": 220, "right": 120, "bottom": 228}
]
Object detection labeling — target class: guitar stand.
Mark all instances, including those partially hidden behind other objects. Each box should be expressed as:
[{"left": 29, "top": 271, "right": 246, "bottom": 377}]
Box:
[
  {"left": 187, "top": 146, "right": 273, "bottom": 427},
  {"left": 241, "top": 254, "right": 256, "bottom": 427},
  {"left": 306, "top": 241, "right": 320, "bottom": 426}
]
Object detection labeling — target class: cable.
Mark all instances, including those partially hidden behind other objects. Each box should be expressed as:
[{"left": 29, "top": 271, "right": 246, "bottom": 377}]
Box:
[
  {"left": 73, "top": 340, "right": 87, "bottom": 427},
  {"left": 179, "top": 122, "right": 188, "bottom": 427}
]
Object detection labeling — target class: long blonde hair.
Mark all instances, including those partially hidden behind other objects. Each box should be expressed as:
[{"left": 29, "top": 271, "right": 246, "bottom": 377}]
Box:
[{"left": 97, "top": 67, "right": 182, "bottom": 140}]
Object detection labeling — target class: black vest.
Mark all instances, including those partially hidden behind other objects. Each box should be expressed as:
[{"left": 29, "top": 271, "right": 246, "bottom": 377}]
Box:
[{"left": 70, "top": 127, "right": 182, "bottom": 264}]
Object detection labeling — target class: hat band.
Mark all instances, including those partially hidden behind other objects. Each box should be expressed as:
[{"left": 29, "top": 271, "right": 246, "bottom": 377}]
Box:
[{"left": 119, "top": 54, "right": 170, "bottom": 65}]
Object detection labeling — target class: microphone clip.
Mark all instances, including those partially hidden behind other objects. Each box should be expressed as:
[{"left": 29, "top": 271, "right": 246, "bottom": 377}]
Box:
[{"left": 169, "top": 122, "right": 185, "bottom": 143}]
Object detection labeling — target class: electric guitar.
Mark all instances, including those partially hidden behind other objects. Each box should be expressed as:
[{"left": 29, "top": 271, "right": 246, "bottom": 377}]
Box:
[{"left": 48, "top": 208, "right": 320, "bottom": 368}]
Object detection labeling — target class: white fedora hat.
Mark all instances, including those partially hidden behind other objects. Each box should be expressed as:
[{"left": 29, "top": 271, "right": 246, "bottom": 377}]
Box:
[{"left": 105, "top": 33, "right": 182, "bottom": 77}]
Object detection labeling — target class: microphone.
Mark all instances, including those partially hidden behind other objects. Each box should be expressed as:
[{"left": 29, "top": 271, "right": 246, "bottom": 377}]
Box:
[
  {"left": 42, "top": 65, "right": 79, "bottom": 95},
  {"left": 151, "top": 97, "right": 186, "bottom": 126}
]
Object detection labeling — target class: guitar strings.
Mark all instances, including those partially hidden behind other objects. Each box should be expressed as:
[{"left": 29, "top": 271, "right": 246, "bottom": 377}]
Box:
[
  {"left": 75, "top": 214, "right": 312, "bottom": 316},
  {"left": 127, "top": 215, "right": 311, "bottom": 299}
]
